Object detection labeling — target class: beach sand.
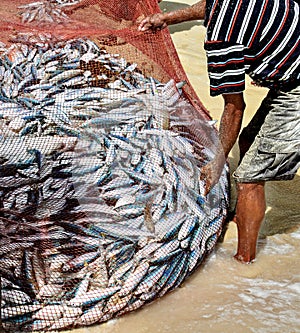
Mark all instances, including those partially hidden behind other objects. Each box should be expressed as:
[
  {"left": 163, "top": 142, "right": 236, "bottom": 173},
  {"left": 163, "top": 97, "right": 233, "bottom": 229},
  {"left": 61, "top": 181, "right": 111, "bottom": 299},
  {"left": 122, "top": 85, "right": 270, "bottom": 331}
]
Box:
[{"left": 66, "top": 1, "right": 300, "bottom": 332}]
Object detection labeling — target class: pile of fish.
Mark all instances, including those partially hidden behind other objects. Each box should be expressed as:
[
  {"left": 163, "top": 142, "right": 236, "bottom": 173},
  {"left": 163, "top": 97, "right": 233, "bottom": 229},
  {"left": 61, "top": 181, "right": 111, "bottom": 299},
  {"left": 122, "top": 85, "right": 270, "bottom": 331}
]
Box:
[
  {"left": 0, "top": 36, "right": 229, "bottom": 332},
  {"left": 18, "top": 0, "right": 81, "bottom": 23}
]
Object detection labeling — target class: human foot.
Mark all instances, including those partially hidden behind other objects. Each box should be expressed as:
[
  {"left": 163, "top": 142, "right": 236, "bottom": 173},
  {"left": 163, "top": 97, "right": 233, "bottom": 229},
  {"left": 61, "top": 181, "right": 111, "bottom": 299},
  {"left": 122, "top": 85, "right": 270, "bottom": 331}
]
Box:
[{"left": 234, "top": 252, "right": 256, "bottom": 264}]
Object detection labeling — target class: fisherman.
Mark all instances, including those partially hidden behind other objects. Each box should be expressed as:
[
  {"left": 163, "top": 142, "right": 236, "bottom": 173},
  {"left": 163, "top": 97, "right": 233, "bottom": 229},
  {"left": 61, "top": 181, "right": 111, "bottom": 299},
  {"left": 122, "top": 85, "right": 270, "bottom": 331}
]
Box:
[{"left": 138, "top": 0, "right": 300, "bottom": 263}]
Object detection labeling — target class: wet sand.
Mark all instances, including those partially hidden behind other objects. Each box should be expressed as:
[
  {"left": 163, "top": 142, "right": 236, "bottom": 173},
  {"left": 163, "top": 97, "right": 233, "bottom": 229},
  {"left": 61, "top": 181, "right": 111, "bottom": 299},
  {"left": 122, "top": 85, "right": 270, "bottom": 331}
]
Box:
[{"left": 68, "top": 1, "right": 300, "bottom": 333}]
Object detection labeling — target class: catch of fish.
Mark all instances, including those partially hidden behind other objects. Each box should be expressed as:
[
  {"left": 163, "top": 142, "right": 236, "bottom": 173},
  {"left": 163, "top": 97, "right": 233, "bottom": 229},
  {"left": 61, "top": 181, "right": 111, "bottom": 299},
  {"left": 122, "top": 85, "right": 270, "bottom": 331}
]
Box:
[
  {"left": 18, "top": 0, "right": 81, "bottom": 23},
  {"left": 0, "top": 3, "right": 229, "bottom": 332}
]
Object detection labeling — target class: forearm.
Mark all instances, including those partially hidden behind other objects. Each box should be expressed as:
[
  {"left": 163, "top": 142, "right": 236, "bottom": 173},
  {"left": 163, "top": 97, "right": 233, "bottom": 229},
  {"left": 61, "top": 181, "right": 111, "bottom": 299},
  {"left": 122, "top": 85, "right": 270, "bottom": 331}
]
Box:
[
  {"left": 217, "top": 93, "right": 245, "bottom": 160},
  {"left": 161, "top": 0, "right": 206, "bottom": 25},
  {"left": 200, "top": 93, "right": 244, "bottom": 193}
]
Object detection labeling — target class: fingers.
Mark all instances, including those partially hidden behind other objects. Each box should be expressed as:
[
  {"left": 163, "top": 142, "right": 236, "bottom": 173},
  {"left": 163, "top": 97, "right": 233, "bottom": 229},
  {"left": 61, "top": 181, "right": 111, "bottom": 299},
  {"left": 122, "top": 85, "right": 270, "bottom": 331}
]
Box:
[
  {"left": 137, "top": 14, "right": 166, "bottom": 32},
  {"left": 138, "top": 16, "right": 153, "bottom": 31},
  {"left": 204, "top": 180, "right": 212, "bottom": 197},
  {"left": 200, "top": 156, "right": 226, "bottom": 196},
  {"left": 138, "top": 23, "right": 164, "bottom": 32},
  {"left": 201, "top": 173, "right": 212, "bottom": 196},
  {"left": 200, "top": 165, "right": 212, "bottom": 196},
  {"left": 138, "top": 19, "right": 152, "bottom": 31}
]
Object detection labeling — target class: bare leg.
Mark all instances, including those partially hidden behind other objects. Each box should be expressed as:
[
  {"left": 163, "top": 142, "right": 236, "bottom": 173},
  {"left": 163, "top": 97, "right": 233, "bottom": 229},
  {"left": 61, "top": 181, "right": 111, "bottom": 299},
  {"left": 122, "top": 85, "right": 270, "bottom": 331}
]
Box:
[{"left": 234, "top": 181, "right": 266, "bottom": 263}]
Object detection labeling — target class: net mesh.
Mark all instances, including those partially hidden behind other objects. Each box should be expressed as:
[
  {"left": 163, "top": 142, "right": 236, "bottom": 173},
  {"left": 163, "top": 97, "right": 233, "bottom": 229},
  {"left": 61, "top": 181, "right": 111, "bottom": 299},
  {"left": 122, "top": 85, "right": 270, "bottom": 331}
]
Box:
[{"left": 0, "top": 1, "right": 229, "bottom": 332}]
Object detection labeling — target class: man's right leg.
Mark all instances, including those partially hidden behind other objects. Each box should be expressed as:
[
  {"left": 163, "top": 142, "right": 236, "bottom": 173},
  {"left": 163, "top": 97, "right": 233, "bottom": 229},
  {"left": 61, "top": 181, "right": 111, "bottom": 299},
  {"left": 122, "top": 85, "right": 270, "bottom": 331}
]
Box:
[
  {"left": 234, "top": 181, "right": 266, "bottom": 263},
  {"left": 233, "top": 85, "right": 300, "bottom": 262}
]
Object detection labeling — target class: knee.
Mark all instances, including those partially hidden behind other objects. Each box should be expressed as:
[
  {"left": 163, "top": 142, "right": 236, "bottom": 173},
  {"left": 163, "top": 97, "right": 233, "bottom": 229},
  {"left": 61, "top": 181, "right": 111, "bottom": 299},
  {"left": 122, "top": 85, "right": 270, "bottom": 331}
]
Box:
[
  {"left": 236, "top": 181, "right": 265, "bottom": 193},
  {"left": 237, "top": 181, "right": 266, "bottom": 207},
  {"left": 236, "top": 182, "right": 266, "bottom": 220}
]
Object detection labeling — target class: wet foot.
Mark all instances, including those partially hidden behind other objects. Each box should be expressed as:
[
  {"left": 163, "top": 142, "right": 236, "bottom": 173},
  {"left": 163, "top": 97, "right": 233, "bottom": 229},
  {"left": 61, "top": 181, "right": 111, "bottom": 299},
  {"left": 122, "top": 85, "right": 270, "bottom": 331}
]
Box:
[{"left": 234, "top": 253, "right": 256, "bottom": 264}]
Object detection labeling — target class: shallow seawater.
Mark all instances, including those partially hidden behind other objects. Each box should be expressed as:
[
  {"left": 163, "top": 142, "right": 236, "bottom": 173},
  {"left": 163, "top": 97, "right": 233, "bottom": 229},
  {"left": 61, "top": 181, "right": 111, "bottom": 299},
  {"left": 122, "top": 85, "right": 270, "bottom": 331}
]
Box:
[
  {"left": 66, "top": 1, "right": 300, "bottom": 332},
  {"left": 68, "top": 220, "right": 300, "bottom": 333}
]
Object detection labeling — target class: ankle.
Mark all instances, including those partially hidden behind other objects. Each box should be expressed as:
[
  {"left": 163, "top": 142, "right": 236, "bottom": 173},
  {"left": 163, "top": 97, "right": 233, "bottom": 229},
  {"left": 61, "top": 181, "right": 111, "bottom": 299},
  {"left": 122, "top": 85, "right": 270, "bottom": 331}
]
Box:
[
  {"left": 235, "top": 217, "right": 259, "bottom": 264},
  {"left": 234, "top": 252, "right": 256, "bottom": 264}
]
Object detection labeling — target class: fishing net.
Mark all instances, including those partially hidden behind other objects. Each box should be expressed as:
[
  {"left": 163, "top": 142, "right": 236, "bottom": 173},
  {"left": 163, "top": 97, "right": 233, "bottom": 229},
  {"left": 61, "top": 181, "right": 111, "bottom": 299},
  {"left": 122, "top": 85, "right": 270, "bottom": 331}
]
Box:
[{"left": 0, "top": 1, "right": 229, "bottom": 332}]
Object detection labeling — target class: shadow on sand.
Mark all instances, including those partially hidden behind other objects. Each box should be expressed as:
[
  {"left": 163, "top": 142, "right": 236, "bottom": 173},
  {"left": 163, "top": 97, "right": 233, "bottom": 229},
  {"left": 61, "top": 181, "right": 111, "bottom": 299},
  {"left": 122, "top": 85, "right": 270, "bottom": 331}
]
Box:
[
  {"left": 257, "top": 173, "right": 300, "bottom": 255},
  {"left": 262, "top": 173, "right": 300, "bottom": 235}
]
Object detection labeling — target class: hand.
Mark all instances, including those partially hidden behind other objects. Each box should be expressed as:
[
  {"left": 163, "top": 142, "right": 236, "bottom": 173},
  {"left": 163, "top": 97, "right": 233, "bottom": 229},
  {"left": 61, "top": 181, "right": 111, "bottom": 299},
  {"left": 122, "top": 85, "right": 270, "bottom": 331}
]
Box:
[
  {"left": 200, "top": 157, "right": 225, "bottom": 196},
  {"left": 138, "top": 13, "right": 167, "bottom": 32}
]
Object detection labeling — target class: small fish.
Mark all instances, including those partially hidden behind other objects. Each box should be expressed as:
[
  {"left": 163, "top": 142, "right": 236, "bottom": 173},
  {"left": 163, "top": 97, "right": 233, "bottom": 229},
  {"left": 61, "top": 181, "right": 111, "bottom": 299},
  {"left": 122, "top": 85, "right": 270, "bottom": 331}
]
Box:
[
  {"left": 134, "top": 264, "right": 166, "bottom": 295},
  {"left": 177, "top": 215, "right": 198, "bottom": 241},
  {"left": 33, "top": 304, "right": 65, "bottom": 321},
  {"left": 118, "top": 261, "right": 150, "bottom": 297},
  {"left": 75, "top": 301, "right": 106, "bottom": 326},
  {"left": 68, "top": 286, "right": 121, "bottom": 307},
  {"left": 1, "top": 289, "right": 32, "bottom": 305},
  {"left": 1, "top": 304, "right": 42, "bottom": 320},
  {"left": 0, "top": 35, "right": 228, "bottom": 332}
]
